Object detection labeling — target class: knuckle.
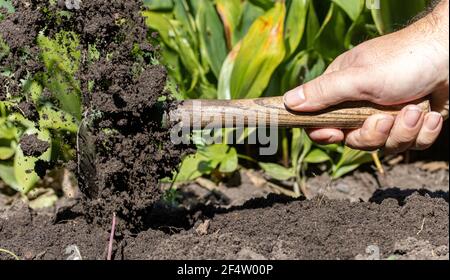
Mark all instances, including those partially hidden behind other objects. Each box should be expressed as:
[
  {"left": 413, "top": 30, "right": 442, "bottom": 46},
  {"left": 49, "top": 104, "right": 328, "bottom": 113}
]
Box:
[
  {"left": 389, "top": 129, "right": 417, "bottom": 143},
  {"left": 414, "top": 133, "right": 437, "bottom": 150},
  {"left": 345, "top": 132, "right": 380, "bottom": 151},
  {"left": 313, "top": 76, "right": 328, "bottom": 99}
]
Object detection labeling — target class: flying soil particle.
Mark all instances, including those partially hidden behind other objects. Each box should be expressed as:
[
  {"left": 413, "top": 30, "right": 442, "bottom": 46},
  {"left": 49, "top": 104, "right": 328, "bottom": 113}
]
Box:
[
  {"left": 17, "top": 102, "right": 39, "bottom": 122},
  {"left": 34, "top": 159, "right": 54, "bottom": 179},
  {"left": 19, "top": 133, "right": 50, "bottom": 157},
  {"left": 1, "top": 0, "right": 189, "bottom": 231}
]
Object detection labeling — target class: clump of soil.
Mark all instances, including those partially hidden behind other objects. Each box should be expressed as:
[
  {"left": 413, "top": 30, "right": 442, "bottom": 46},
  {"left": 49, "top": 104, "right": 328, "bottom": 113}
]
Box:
[
  {"left": 19, "top": 134, "right": 49, "bottom": 157},
  {"left": 0, "top": 0, "right": 187, "bottom": 231},
  {"left": 17, "top": 102, "right": 39, "bottom": 122}
]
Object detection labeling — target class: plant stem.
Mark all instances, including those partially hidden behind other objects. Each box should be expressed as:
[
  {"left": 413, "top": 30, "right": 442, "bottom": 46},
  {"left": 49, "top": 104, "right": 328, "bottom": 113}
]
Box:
[
  {"left": 281, "top": 129, "right": 289, "bottom": 167},
  {"left": 371, "top": 152, "right": 385, "bottom": 175}
]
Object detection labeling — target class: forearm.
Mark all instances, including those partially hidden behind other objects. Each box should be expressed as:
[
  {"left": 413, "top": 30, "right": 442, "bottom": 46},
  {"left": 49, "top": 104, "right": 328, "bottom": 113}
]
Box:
[
  {"left": 428, "top": 0, "right": 449, "bottom": 55},
  {"left": 409, "top": 0, "right": 449, "bottom": 89}
]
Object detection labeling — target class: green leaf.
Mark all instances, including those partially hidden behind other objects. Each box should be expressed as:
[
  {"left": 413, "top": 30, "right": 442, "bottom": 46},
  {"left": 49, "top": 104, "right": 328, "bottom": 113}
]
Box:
[
  {"left": 14, "top": 128, "right": 52, "bottom": 193},
  {"left": 338, "top": 146, "right": 373, "bottom": 166},
  {"left": 0, "top": 124, "right": 18, "bottom": 140},
  {"left": 0, "top": 0, "right": 14, "bottom": 13},
  {"left": 306, "top": 1, "right": 320, "bottom": 48},
  {"left": 143, "top": 11, "right": 204, "bottom": 93},
  {"left": 345, "top": 11, "right": 374, "bottom": 49},
  {"left": 173, "top": 0, "right": 198, "bottom": 48},
  {"left": 304, "top": 148, "right": 331, "bottom": 164},
  {"left": 290, "top": 128, "right": 303, "bottom": 168},
  {"left": 234, "top": 2, "right": 265, "bottom": 44},
  {"left": 0, "top": 35, "right": 10, "bottom": 60},
  {"left": 0, "top": 164, "right": 20, "bottom": 190},
  {"left": 371, "top": 0, "right": 427, "bottom": 34},
  {"left": 230, "top": 2, "right": 286, "bottom": 99},
  {"left": 0, "top": 147, "right": 14, "bottom": 160},
  {"left": 142, "top": 11, "right": 177, "bottom": 50},
  {"left": 38, "top": 105, "right": 79, "bottom": 133},
  {"left": 281, "top": 50, "right": 308, "bottom": 92},
  {"left": 216, "top": 0, "right": 242, "bottom": 48},
  {"left": 248, "top": 0, "right": 275, "bottom": 10},
  {"left": 332, "top": 147, "right": 373, "bottom": 178},
  {"left": 217, "top": 43, "right": 240, "bottom": 100},
  {"left": 305, "top": 55, "right": 325, "bottom": 82},
  {"left": 285, "top": 0, "right": 309, "bottom": 57},
  {"left": 176, "top": 154, "right": 204, "bottom": 182},
  {"left": 331, "top": 0, "right": 364, "bottom": 21},
  {"left": 143, "top": 0, "right": 174, "bottom": 11},
  {"left": 314, "top": 3, "right": 347, "bottom": 60},
  {"left": 219, "top": 147, "right": 238, "bottom": 173},
  {"left": 259, "top": 162, "right": 295, "bottom": 181},
  {"left": 37, "top": 31, "right": 82, "bottom": 120},
  {"left": 27, "top": 81, "right": 44, "bottom": 103},
  {"left": 196, "top": 0, "right": 228, "bottom": 78},
  {"left": 316, "top": 143, "right": 343, "bottom": 153},
  {"left": 332, "top": 163, "right": 361, "bottom": 179},
  {"left": 198, "top": 143, "right": 229, "bottom": 159}
]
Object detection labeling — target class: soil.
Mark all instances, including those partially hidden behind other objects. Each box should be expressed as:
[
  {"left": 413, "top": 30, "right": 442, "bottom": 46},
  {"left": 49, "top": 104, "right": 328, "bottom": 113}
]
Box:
[
  {"left": 19, "top": 133, "right": 49, "bottom": 157},
  {"left": 1, "top": 0, "right": 187, "bottom": 230},
  {"left": 1, "top": 0, "right": 448, "bottom": 261},
  {"left": 0, "top": 164, "right": 448, "bottom": 260}
]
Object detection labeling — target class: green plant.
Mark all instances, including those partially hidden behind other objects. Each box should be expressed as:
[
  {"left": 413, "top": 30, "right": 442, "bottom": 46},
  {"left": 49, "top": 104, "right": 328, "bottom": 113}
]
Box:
[
  {"left": 163, "top": 187, "right": 183, "bottom": 207},
  {"left": 0, "top": 16, "right": 80, "bottom": 193},
  {"left": 176, "top": 143, "right": 238, "bottom": 182},
  {"left": 144, "top": 0, "right": 429, "bottom": 187}
]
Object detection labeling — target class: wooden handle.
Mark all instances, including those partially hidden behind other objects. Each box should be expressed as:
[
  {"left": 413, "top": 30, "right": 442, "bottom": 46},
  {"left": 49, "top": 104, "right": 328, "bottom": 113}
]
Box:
[{"left": 169, "top": 96, "right": 431, "bottom": 129}]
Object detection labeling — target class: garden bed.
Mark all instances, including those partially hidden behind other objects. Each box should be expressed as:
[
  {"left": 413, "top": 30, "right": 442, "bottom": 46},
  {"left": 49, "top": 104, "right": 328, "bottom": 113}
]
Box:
[
  {"left": 0, "top": 163, "right": 448, "bottom": 260},
  {"left": 1, "top": 0, "right": 448, "bottom": 261}
]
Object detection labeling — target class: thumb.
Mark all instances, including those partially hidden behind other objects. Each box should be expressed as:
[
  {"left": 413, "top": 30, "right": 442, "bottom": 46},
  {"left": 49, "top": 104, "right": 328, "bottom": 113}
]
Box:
[{"left": 284, "top": 67, "right": 373, "bottom": 112}]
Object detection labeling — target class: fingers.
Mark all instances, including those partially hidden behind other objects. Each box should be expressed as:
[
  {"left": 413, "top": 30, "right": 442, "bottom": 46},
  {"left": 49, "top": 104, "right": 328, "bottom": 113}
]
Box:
[
  {"left": 307, "top": 128, "right": 345, "bottom": 144},
  {"left": 344, "top": 114, "right": 395, "bottom": 151},
  {"left": 284, "top": 68, "right": 372, "bottom": 112},
  {"left": 412, "top": 112, "right": 443, "bottom": 150},
  {"left": 306, "top": 108, "right": 444, "bottom": 152},
  {"left": 384, "top": 105, "right": 425, "bottom": 154}
]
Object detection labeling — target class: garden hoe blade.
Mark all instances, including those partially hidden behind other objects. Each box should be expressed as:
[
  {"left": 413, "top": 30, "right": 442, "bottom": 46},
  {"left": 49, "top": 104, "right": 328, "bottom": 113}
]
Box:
[{"left": 76, "top": 110, "right": 98, "bottom": 199}]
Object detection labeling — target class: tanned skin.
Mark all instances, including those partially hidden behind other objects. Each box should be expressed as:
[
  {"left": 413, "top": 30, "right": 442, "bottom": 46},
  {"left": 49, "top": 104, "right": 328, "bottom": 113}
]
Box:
[{"left": 284, "top": 0, "right": 449, "bottom": 153}]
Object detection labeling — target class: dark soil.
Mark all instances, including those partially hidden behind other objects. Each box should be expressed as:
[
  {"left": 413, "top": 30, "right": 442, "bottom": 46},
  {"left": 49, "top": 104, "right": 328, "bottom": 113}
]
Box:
[
  {"left": 1, "top": 0, "right": 187, "bottom": 230},
  {"left": 19, "top": 133, "right": 49, "bottom": 157},
  {"left": 0, "top": 164, "right": 448, "bottom": 260},
  {"left": 17, "top": 102, "right": 39, "bottom": 122}
]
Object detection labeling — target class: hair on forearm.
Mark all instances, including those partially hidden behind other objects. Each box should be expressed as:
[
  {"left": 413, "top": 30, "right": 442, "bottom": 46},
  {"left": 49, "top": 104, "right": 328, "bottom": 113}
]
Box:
[{"left": 410, "top": 0, "right": 446, "bottom": 25}]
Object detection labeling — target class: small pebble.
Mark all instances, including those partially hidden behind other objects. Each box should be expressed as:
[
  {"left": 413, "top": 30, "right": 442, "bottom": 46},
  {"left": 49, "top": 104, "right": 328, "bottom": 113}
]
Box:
[{"left": 335, "top": 183, "right": 350, "bottom": 194}]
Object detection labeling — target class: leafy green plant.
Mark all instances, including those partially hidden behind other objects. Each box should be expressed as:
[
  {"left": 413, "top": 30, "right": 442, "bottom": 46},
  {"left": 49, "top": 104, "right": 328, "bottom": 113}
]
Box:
[
  {"left": 1, "top": 22, "right": 80, "bottom": 193},
  {"left": 176, "top": 143, "right": 238, "bottom": 182},
  {"left": 144, "top": 0, "right": 429, "bottom": 188}
]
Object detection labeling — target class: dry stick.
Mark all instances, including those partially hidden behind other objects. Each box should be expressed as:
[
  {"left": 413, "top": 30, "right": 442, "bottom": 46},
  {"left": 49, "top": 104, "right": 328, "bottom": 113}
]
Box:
[
  {"left": 417, "top": 218, "right": 426, "bottom": 236},
  {"left": 107, "top": 212, "right": 116, "bottom": 261}
]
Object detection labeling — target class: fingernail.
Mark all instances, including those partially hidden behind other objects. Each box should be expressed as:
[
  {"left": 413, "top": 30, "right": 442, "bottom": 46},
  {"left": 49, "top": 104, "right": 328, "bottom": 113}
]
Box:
[
  {"left": 376, "top": 118, "right": 393, "bottom": 134},
  {"left": 284, "top": 87, "right": 305, "bottom": 108},
  {"left": 425, "top": 112, "right": 442, "bottom": 130},
  {"left": 404, "top": 107, "right": 422, "bottom": 128}
]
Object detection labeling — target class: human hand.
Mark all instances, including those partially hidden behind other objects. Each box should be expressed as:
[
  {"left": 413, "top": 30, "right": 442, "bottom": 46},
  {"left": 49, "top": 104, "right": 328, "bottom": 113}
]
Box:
[{"left": 283, "top": 0, "right": 449, "bottom": 154}]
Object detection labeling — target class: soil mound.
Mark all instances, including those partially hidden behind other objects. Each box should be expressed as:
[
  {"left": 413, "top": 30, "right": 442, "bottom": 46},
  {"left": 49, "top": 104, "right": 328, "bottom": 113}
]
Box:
[{"left": 0, "top": 0, "right": 186, "bottom": 230}]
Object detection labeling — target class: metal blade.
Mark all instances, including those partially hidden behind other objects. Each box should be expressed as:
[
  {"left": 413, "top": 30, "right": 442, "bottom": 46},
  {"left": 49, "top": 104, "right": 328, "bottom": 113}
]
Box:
[{"left": 76, "top": 110, "right": 98, "bottom": 199}]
